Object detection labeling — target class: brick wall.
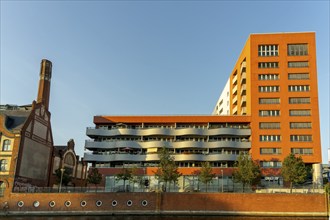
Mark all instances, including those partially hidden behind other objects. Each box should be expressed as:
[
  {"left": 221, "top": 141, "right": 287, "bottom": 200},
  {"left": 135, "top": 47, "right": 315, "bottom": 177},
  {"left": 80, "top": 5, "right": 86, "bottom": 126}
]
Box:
[{"left": 2, "top": 192, "right": 328, "bottom": 216}]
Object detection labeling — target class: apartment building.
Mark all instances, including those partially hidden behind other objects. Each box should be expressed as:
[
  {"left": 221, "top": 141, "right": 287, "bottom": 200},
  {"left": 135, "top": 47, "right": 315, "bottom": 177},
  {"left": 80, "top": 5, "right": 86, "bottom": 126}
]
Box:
[{"left": 85, "top": 32, "right": 322, "bottom": 190}]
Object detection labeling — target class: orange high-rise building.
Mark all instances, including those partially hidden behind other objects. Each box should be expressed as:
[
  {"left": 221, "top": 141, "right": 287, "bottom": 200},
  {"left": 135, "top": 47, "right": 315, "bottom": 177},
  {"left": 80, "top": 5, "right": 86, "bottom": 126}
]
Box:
[{"left": 213, "top": 32, "right": 321, "bottom": 168}]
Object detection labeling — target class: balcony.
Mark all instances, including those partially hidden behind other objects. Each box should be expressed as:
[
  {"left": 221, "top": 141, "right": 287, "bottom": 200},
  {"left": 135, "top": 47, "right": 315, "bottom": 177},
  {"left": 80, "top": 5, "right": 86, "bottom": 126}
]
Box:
[
  {"left": 86, "top": 127, "right": 251, "bottom": 138},
  {"left": 232, "top": 85, "right": 238, "bottom": 95},
  {"left": 84, "top": 139, "right": 251, "bottom": 151},
  {"left": 232, "top": 95, "right": 238, "bottom": 105},
  {"left": 240, "top": 61, "right": 246, "bottom": 73},
  {"left": 232, "top": 74, "right": 238, "bottom": 84},
  {"left": 240, "top": 84, "right": 246, "bottom": 96},
  {"left": 240, "top": 96, "right": 247, "bottom": 106},
  {"left": 84, "top": 152, "right": 241, "bottom": 163},
  {"left": 240, "top": 72, "right": 246, "bottom": 85}
]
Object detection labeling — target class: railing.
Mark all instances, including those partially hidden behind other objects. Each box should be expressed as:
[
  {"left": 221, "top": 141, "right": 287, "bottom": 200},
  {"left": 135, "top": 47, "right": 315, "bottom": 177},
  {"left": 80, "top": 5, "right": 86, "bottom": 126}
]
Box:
[{"left": 9, "top": 185, "right": 324, "bottom": 194}]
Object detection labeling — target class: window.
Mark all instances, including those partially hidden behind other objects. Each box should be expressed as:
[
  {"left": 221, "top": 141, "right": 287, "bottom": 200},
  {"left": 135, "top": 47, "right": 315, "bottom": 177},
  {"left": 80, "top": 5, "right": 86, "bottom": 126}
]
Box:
[
  {"left": 260, "top": 148, "right": 282, "bottom": 155},
  {"left": 291, "top": 148, "right": 313, "bottom": 155},
  {"left": 259, "top": 110, "right": 280, "bottom": 117},
  {"left": 290, "top": 122, "right": 312, "bottom": 129},
  {"left": 259, "top": 98, "right": 280, "bottom": 104},
  {"left": 2, "top": 140, "right": 11, "bottom": 151},
  {"left": 288, "top": 73, "right": 309, "bottom": 80},
  {"left": 258, "top": 74, "right": 279, "bottom": 80},
  {"left": 290, "top": 135, "right": 312, "bottom": 142},
  {"left": 259, "top": 86, "right": 280, "bottom": 92},
  {"left": 288, "top": 44, "right": 308, "bottom": 56},
  {"left": 288, "top": 61, "right": 309, "bottom": 68},
  {"left": 289, "top": 109, "right": 311, "bottom": 116},
  {"left": 289, "top": 97, "right": 310, "bottom": 104},
  {"left": 258, "top": 62, "right": 279, "bottom": 69},
  {"left": 288, "top": 85, "right": 310, "bottom": 92},
  {"left": 258, "top": 45, "right": 279, "bottom": 56},
  {"left": 260, "top": 161, "right": 282, "bottom": 168},
  {"left": 259, "top": 122, "right": 280, "bottom": 129},
  {"left": 260, "top": 135, "right": 281, "bottom": 142},
  {"left": 0, "top": 160, "right": 8, "bottom": 171}
]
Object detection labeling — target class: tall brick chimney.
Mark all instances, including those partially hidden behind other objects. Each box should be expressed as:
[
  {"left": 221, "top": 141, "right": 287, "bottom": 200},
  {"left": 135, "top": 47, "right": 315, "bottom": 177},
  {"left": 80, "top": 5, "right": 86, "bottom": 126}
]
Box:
[{"left": 37, "top": 59, "right": 52, "bottom": 110}]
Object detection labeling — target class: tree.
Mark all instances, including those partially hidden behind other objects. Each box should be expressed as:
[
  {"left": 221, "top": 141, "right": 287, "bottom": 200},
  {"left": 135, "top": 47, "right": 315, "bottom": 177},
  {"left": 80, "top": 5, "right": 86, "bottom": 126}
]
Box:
[
  {"left": 232, "top": 152, "right": 261, "bottom": 192},
  {"left": 55, "top": 167, "right": 72, "bottom": 186},
  {"left": 87, "top": 168, "right": 102, "bottom": 190},
  {"left": 281, "top": 153, "right": 307, "bottom": 193},
  {"left": 198, "top": 162, "right": 216, "bottom": 192},
  {"left": 154, "top": 147, "right": 182, "bottom": 192},
  {"left": 115, "top": 167, "right": 133, "bottom": 192}
]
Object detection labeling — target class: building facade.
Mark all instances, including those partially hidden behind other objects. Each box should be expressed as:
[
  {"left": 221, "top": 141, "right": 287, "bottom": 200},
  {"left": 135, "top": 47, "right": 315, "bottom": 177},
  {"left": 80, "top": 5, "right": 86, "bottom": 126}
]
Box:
[
  {"left": 0, "top": 60, "right": 54, "bottom": 195},
  {"left": 84, "top": 32, "right": 322, "bottom": 191},
  {"left": 49, "top": 139, "right": 88, "bottom": 188},
  {"left": 212, "top": 32, "right": 321, "bottom": 175}
]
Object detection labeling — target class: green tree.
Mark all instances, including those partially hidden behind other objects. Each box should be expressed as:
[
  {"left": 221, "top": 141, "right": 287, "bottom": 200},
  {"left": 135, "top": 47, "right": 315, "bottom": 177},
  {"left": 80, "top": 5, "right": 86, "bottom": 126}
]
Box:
[
  {"left": 116, "top": 167, "right": 133, "bottom": 192},
  {"left": 281, "top": 153, "right": 307, "bottom": 193},
  {"left": 232, "top": 152, "right": 261, "bottom": 192},
  {"left": 154, "top": 147, "right": 182, "bottom": 192},
  {"left": 87, "top": 168, "right": 102, "bottom": 189},
  {"left": 55, "top": 167, "right": 72, "bottom": 186},
  {"left": 198, "top": 162, "right": 216, "bottom": 192}
]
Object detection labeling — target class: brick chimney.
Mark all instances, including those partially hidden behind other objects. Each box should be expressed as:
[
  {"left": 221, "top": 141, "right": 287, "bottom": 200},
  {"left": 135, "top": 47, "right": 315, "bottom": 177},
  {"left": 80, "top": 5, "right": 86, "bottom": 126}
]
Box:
[{"left": 37, "top": 59, "right": 52, "bottom": 110}]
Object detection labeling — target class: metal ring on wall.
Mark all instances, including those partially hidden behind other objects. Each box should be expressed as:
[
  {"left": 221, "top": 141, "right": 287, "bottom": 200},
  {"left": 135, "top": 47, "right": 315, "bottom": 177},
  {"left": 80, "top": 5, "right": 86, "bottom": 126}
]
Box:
[
  {"left": 112, "top": 200, "right": 118, "bottom": 207},
  {"left": 49, "top": 201, "right": 56, "bottom": 208},
  {"left": 141, "top": 200, "right": 148, "bottom": 207},
  {"left": 80, "top": 200, "right": 87, "bottom": 207},
  {"left": 96, "top": 200, "right": 102, "bottom": 207},
  {"left": 126, "top": 200, "right": 133, "bottom": 207},
  {"left": 65, "top": 200, "right": 71, "bottom": 207},
  {"left": 17, "top": 201, "right": 24, "bottom": 207},
  {"left": 33, "top": 201, "right": 40, "bottom": 208}
]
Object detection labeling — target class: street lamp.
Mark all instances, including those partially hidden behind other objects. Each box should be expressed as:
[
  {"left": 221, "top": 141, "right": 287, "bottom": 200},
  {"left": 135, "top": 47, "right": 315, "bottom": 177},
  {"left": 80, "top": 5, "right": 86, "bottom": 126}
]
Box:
[
  {"left": 59, "top": 167, "right": 65, "bottom": 193},
  {"left": 221, "top": 170, "right": 224, "bottom": 193}
]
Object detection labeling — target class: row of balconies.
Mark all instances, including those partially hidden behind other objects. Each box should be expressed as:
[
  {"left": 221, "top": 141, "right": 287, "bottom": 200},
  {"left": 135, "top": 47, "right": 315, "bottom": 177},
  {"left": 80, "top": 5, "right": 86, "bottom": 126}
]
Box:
[
  {"left": 83, "top": 152, "right": 238, "bottom": 162},
  {"left": 86, "top": 127, "right": 251, "bottom": 138},
  {"left": 84, "top": 140, "right": 251, "bottom": 150}
]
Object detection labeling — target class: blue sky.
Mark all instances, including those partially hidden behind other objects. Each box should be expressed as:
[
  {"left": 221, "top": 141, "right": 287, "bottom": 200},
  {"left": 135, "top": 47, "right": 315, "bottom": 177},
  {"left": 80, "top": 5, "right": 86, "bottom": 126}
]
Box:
[{"left": 1, "top": 1, "right": 329, "bottom": 163}]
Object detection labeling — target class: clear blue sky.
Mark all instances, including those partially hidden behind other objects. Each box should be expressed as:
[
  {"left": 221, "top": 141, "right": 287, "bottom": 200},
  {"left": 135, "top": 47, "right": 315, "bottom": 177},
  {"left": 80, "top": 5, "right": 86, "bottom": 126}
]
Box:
[{"left": 1, "top": 1, "right": 329, "bottom": 163}]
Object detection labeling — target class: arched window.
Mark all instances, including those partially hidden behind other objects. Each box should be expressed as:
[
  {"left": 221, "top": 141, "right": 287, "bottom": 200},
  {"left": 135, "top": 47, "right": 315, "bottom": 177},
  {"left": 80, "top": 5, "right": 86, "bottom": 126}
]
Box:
[
  {"left": 2, "top": 140, "right": 11, "bottom": 151},
  {"left": 0, "top": 159, "right": 8, "bottom": 171},
  {"left": 64, "top": 153, "right": 75, "bottom": 166}
]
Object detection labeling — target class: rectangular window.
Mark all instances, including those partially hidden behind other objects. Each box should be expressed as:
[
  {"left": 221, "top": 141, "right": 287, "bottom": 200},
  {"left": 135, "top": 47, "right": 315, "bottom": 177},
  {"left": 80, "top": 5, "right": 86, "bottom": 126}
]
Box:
[
  {"left": 258, "top": 45, "right": 279, "bottom": 56},
  {"left": 259, "top": 122, "right": 280, "bottom": 129},
  {"left": 289, "top": 109, "right": 311, "bottom": 116},
  {"left": 260, "top": 148, "right": 282, "bottom": 155},
  {"left": 259, "top": 98, "right": 280, "bottom": 104},
  {"left": 258, "top": 62, "right": 279, "bottom": 69},
  {"left": 288, "top": 44, "right": 308, "bottom": 56},
  {"left": 288, "top": 61, "right": 309, "bottom": 68},
  {"left": 290, "top": 122, "right": 312, "bottom": 129},
  {"left": 260, "top": 135, "right": 281, "bottom": 142},
  {"left": 288, "top": 85, "right": 310, "bottom": 92},
  {"left": 258, "top": 74, "right": 279, "bottom": 80},
  {"left": 291, "top": 148, "right": 313, "bottom": 155},
  {"left": 260, "top": 161, "right": 282, "bottom": 168},
  {"left": 289, "top": 97, "right": 310, "bottom": 104},
  {"left": 288, "top": 73, "right": 309, "bottom": 80},
  {"left": 259, "top": 110, "right": 280, "bottom": 117},
  {"left": 259, "top": 86, "right": 280, "bottom": 93},
  {"left": 290, "top": 135, "right": 312, "bottom": 142}
]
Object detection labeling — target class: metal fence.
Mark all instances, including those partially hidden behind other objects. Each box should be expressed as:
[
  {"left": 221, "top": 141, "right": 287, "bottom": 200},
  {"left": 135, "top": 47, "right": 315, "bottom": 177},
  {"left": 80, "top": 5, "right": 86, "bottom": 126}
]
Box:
[{"left": 8, "top": 185, "right": 325, "bottom": 194}]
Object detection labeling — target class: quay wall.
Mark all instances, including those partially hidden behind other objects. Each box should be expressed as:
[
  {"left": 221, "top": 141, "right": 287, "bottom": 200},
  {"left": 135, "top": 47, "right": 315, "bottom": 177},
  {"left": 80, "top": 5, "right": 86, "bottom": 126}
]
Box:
[{"left": 1, "top": 192, "right": 328, "bottom": 216}]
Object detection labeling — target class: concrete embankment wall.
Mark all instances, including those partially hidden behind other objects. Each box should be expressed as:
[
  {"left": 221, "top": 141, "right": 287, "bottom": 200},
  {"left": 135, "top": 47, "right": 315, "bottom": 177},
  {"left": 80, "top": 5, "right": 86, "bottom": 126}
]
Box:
[{"left": 2, "top": 192, "right": 328, "bottom": 216}]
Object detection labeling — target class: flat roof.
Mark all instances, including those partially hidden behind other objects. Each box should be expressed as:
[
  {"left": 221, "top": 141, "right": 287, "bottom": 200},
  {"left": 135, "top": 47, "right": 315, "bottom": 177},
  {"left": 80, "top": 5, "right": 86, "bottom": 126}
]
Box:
[{"left": 94, "top": 115, "right": 251, "bottom": 124}]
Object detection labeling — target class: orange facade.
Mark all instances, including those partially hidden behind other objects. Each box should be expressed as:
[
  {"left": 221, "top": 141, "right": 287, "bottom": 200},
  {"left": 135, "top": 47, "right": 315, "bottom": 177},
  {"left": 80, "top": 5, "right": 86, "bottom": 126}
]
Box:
[{"left": 227, "top": 32, "right": 321, "bottom": 165}]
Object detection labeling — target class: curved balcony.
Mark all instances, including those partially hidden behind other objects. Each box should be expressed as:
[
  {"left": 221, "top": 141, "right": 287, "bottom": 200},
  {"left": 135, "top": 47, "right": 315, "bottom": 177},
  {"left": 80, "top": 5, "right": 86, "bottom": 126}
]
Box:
[
  {"left": 86, "top": 127, "right": 251, "bottom": 138},
  {"left": 83, "top": 152, "right": 238, "bottom": 163},
  {"left": 85, "top": 140, "right": 251, "bottom": 150}
]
